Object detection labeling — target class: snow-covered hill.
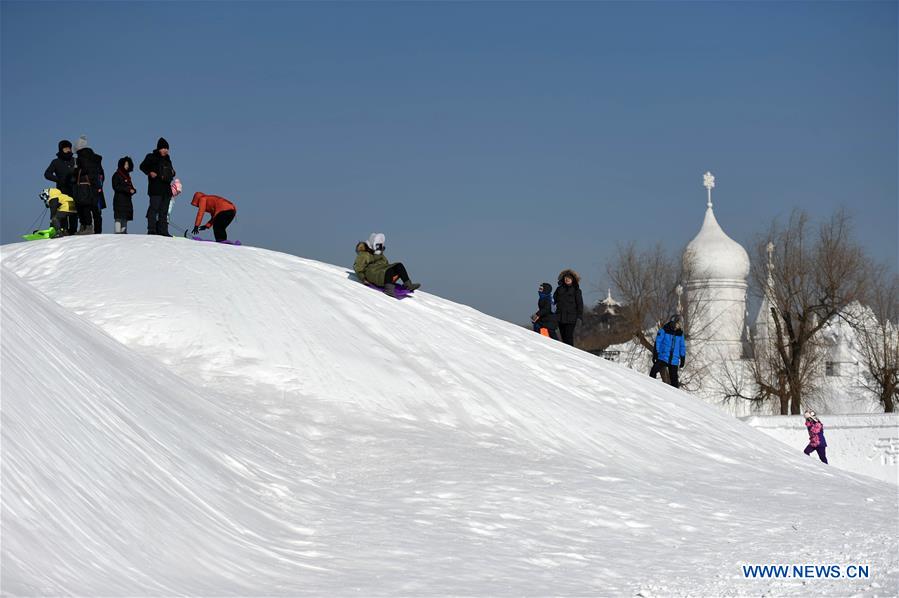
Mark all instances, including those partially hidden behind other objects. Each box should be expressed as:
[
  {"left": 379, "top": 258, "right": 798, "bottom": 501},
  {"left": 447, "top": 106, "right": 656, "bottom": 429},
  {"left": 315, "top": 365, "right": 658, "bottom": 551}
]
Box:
[{"left": 2, "top": 236, "right": 897, "bottom": 597}]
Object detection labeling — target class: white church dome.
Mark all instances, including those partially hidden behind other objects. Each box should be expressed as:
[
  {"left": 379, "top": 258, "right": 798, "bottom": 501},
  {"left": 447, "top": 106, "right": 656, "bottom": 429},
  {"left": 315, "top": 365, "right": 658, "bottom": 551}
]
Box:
[{"left": 683, "top": 205, "right": 750, "bottom": 282}]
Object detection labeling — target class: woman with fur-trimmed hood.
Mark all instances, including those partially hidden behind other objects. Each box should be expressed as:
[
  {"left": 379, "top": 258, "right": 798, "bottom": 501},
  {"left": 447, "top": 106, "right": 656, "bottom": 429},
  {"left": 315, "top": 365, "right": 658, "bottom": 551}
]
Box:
[
  {"left": 353, "top": 233, "right": 421, "bottom": 298},
  {"left": 553, "top": 268, "right": 583, "bottom": 346}
]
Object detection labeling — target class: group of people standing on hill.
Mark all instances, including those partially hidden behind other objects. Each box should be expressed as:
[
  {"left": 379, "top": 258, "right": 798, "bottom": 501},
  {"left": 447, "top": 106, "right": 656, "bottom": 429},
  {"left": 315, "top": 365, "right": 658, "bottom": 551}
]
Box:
[
  {"left": 44, "top": 136, "right": 177, "bottom": 235},
  {"left": 531, "top": 269, "right": 584, "bottom": 346},
  {"left": 43, "top": 136, "right": 237, "bottom": 240}
]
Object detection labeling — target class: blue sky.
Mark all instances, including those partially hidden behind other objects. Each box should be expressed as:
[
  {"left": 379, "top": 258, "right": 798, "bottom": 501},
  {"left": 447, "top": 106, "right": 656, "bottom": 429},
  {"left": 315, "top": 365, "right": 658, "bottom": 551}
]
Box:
[{"left": 2, "top": 1, "right": 896, "bottom": 323}]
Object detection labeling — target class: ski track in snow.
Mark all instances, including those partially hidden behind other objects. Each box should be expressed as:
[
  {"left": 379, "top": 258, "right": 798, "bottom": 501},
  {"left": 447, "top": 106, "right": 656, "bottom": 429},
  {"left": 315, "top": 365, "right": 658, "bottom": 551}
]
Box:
[{"left": 1, "top": 236, "right": 897, "bottom": 597}]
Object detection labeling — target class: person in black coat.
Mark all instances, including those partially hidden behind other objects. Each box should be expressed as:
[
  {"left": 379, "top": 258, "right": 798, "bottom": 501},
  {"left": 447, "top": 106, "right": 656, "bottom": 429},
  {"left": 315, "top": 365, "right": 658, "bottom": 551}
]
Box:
[
  {"left": 72, "top": 137, "right": 106, "bottom": 234},
  {"left": 139, "top": 137, "right": 176, "bottom": 236},
  {"left": 553, "top": 268, "right": 583, "bottom": 346},
  {"left": 44, "top": 139, "right": 78, "bottom": 234},
  {"left": 111, "top": 156, "right": 137, "bottom": 234},
  {"left": 532, "top": 282, "right": 559, "bottom": 340}
]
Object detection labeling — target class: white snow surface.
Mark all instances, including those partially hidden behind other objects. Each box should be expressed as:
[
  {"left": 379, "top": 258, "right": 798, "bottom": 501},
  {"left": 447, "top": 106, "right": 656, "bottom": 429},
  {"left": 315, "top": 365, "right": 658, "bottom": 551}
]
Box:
[
  {"left": 1, "top": 236, "right": 897, "bottom": 597},
  {"left": 744, "top": 415, "right": 899, "bottom": 486}
]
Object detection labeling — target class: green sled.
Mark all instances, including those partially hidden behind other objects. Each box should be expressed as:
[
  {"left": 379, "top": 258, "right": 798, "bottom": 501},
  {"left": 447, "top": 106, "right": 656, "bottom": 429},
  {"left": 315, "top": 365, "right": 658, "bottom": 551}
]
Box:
[{"left": 22, "top": 227, "right": 58, "bottom": 241}]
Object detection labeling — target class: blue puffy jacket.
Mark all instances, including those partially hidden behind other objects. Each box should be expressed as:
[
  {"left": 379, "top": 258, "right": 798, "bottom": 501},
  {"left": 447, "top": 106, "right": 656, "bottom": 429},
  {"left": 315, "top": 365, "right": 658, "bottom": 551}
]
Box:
[{"left": 654, "top": 322, "right": 686, "bottom": 366}]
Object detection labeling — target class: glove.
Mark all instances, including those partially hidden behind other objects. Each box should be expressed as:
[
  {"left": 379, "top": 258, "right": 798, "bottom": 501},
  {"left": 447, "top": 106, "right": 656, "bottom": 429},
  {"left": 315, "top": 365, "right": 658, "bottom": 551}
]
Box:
[
  {"left": 679, "top": 356, "right": 686, "bottom": 368},
  {"left": 191, "top": 226, "right": 199, "bottom": 234},
  {"left": 199, "top": 224, "right": 208, "bottom": 230}
]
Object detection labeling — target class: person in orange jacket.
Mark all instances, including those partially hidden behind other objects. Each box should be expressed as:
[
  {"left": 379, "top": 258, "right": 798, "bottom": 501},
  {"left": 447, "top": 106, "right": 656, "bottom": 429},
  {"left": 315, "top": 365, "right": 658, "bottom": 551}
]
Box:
[{"left": 191, "top": 192, "right": 237, "bottom": 241}]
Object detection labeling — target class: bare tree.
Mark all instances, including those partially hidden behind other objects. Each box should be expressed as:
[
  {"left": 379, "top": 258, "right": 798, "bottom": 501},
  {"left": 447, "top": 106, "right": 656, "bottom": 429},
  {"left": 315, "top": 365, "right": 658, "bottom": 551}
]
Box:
[
  {"left": 719, "top": 322, "right": 825, "bottom": 415},
  {"left": 846, "top": 271, "right": 899, "bottom": 412},
  {"left": 745, "top": 209, "right": 872, "bottom": 415},
  {"left": 606, "top": 243, "right": 678, "bottom": 353},
  {"left": 605, "top": 243, "right": 713, "bottom": 390}
]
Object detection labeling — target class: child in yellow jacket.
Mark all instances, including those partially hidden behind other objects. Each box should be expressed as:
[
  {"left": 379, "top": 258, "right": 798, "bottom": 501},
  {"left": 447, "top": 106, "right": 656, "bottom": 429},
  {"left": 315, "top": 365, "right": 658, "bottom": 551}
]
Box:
[{"left": 41, "top": 188, "right": 77, "bottom": 236}]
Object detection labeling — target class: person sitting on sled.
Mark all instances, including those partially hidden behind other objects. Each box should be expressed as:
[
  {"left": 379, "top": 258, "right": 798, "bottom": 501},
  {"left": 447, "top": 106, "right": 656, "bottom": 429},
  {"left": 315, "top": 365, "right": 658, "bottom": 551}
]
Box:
[
  {"left": 190, "top": 192, "right": 237, "bottom": 241},
  {"left": 353, "top": 233, "right": 420, "bottom": 297},
  {"left": 40, "top": 188, "right": 77, "bottom": 236}
]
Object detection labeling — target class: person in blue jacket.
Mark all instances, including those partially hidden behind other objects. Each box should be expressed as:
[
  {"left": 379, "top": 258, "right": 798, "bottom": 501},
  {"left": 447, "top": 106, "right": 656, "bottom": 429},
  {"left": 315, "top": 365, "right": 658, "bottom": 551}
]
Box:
[{"left": 650, "top": 314, "right": 686, "bottom": 388}]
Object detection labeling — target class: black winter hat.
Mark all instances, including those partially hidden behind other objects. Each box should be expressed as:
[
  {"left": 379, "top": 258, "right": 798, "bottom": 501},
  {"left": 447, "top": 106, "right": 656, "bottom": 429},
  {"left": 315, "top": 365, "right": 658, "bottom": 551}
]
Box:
[
  {"left": 540, "top": 283, "right": 552, "bottom": 294},
  {"left": 58, "top": 139, "right": 72, "bottom": 152},
  {"left": 118, "top": 156, "right": 133, "bottom": 171},
  {"left": 157, "top": 137, "right": 170, "bottom": 150}
]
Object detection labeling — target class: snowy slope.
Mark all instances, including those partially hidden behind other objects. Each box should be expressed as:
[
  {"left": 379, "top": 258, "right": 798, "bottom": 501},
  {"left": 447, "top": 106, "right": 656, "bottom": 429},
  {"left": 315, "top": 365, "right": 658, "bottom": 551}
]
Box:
[{"left": 2, "top": 236, "right": 897, "bottom": 597}]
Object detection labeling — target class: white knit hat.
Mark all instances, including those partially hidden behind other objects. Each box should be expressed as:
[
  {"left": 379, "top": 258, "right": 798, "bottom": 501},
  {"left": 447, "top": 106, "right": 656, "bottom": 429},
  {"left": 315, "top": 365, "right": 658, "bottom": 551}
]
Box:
[
  {"left": 368, "top": 232, "right": 386, "bottom": 255},
  {"left": 74, "top": 135, "right": 89, "bottom": 152}
]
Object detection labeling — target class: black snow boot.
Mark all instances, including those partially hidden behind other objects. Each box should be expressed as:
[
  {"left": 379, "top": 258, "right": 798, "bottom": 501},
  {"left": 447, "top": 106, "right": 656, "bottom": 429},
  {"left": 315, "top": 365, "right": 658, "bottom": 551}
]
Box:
[
  {"left": 383, "top": 283, "right": 397, "bottom": 298},
  {"left": 155, "top": 218, "right": 172, "bottom": 237},
  {"left": 403, "top": 280, "right": 421, "bottom": 291}
]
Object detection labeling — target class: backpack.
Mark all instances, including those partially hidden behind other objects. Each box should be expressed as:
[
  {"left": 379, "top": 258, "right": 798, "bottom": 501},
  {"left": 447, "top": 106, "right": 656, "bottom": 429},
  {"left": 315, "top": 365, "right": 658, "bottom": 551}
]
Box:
[{"left": 73, "top": 170, "right": 93, "bottom": 207}]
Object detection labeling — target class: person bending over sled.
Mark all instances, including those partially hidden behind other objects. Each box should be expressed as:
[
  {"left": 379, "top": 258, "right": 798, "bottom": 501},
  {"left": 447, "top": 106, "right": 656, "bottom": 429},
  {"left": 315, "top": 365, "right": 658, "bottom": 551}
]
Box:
[
  {"left": 354, "top": 233, "right": 420, "bottom": 297},
  {"left": 803, "top": 410, "right": 828, "bottom": 464},
  {"left": 40, "top": 188, "right": 77, "bottom": 236},
  {"left": 191, "top": 192, "right": 237, "bottom": 241}
]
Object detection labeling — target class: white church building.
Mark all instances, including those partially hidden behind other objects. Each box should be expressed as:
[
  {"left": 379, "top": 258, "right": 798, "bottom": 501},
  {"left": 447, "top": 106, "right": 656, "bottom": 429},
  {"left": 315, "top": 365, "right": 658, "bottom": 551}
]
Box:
[
  {"left": 611, "top": 171, "right": 883, "bottom": 417},
  {"left": 606, "top": 173, "right": 898, "bottom": 484}
]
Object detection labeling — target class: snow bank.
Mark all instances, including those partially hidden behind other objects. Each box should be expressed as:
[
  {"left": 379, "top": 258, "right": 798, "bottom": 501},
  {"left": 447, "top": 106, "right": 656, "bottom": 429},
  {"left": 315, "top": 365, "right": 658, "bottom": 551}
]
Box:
[
  {"left": 2, "top": 236, "right": 897, "bottom": 597},
  {"left": 744, "top": 414, "right": 899, "bottom": 485}
]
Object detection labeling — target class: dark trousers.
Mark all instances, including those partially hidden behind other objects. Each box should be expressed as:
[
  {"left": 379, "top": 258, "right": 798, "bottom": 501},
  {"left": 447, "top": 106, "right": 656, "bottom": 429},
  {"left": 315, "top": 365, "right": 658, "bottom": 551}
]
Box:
[
  {"left": 384, "top": 262, "right": 411, "bottom": 284},
  {"left": 51, "top": 211, "right": 76, "bottom": 232},
  {"left": 48, "top": 200, "right": 70, "bottom": 232},
  {"left": 77, "top": 204, "right": 91, "bottom": 227},
  {"left": 650, "top": 361, "right": 680, "bottom": 388},
  {"left": 147, "top": 195, "right": 172, "bottom": 235},
  {"left": 804, "top": 444, "right": 828, "bottom": 464},
  {"left": 66, "top": 213, "right": 79, "bottom": 234},
  {"left": 211, "top": 209, "right": 236, "bottom": 241},
  {"left": 77, "top": 205, "right": 101, "bottom": 232},
  {"left": 558, "top": 322, "right": 577, "bottom": 346},
  {"left": 91, "top": 207, "right": 102, "bottom": 233}
]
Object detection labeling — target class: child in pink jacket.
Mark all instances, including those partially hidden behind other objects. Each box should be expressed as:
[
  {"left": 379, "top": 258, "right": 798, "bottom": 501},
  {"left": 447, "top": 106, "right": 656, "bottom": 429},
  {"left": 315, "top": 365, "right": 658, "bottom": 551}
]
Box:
[{"left": 803, "top": 410, "right": 828, "bottom": 464}]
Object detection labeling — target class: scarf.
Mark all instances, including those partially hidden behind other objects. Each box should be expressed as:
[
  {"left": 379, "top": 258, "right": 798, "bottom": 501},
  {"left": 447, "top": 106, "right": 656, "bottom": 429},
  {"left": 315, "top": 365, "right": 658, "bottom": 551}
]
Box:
[
  {"left": 116, "top": 168, "right": 134, "bottom": 192},
  {"left": 538, "top": 291, "right": 555, "bottom": 306}
]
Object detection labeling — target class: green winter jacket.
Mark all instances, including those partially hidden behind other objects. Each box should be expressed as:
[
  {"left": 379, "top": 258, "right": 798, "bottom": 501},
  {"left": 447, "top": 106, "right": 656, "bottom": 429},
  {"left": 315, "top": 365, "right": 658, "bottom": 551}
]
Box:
[{"left": 354, "top": 242, "right": 392, "bottom": 286}]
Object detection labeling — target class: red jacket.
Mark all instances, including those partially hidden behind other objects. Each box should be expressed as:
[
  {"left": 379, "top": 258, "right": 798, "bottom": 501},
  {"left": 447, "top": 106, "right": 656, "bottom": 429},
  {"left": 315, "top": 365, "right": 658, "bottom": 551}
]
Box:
[{"left": 191, "top": 192, "right": 236, "bottom": 227}]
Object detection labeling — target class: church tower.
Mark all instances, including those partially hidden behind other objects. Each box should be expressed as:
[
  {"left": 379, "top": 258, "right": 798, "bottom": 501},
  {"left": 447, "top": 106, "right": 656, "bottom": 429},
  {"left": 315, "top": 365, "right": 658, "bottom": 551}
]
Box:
[{"left": 682, "top": 172, "right": 750, "bottom": 361}]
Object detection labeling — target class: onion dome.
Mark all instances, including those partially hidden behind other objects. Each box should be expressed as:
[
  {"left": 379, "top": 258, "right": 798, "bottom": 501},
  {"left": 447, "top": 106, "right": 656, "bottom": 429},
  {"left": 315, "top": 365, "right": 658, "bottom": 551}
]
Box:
[{"left": 683, "top": 177, "right": 750, "bottom": 282}]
